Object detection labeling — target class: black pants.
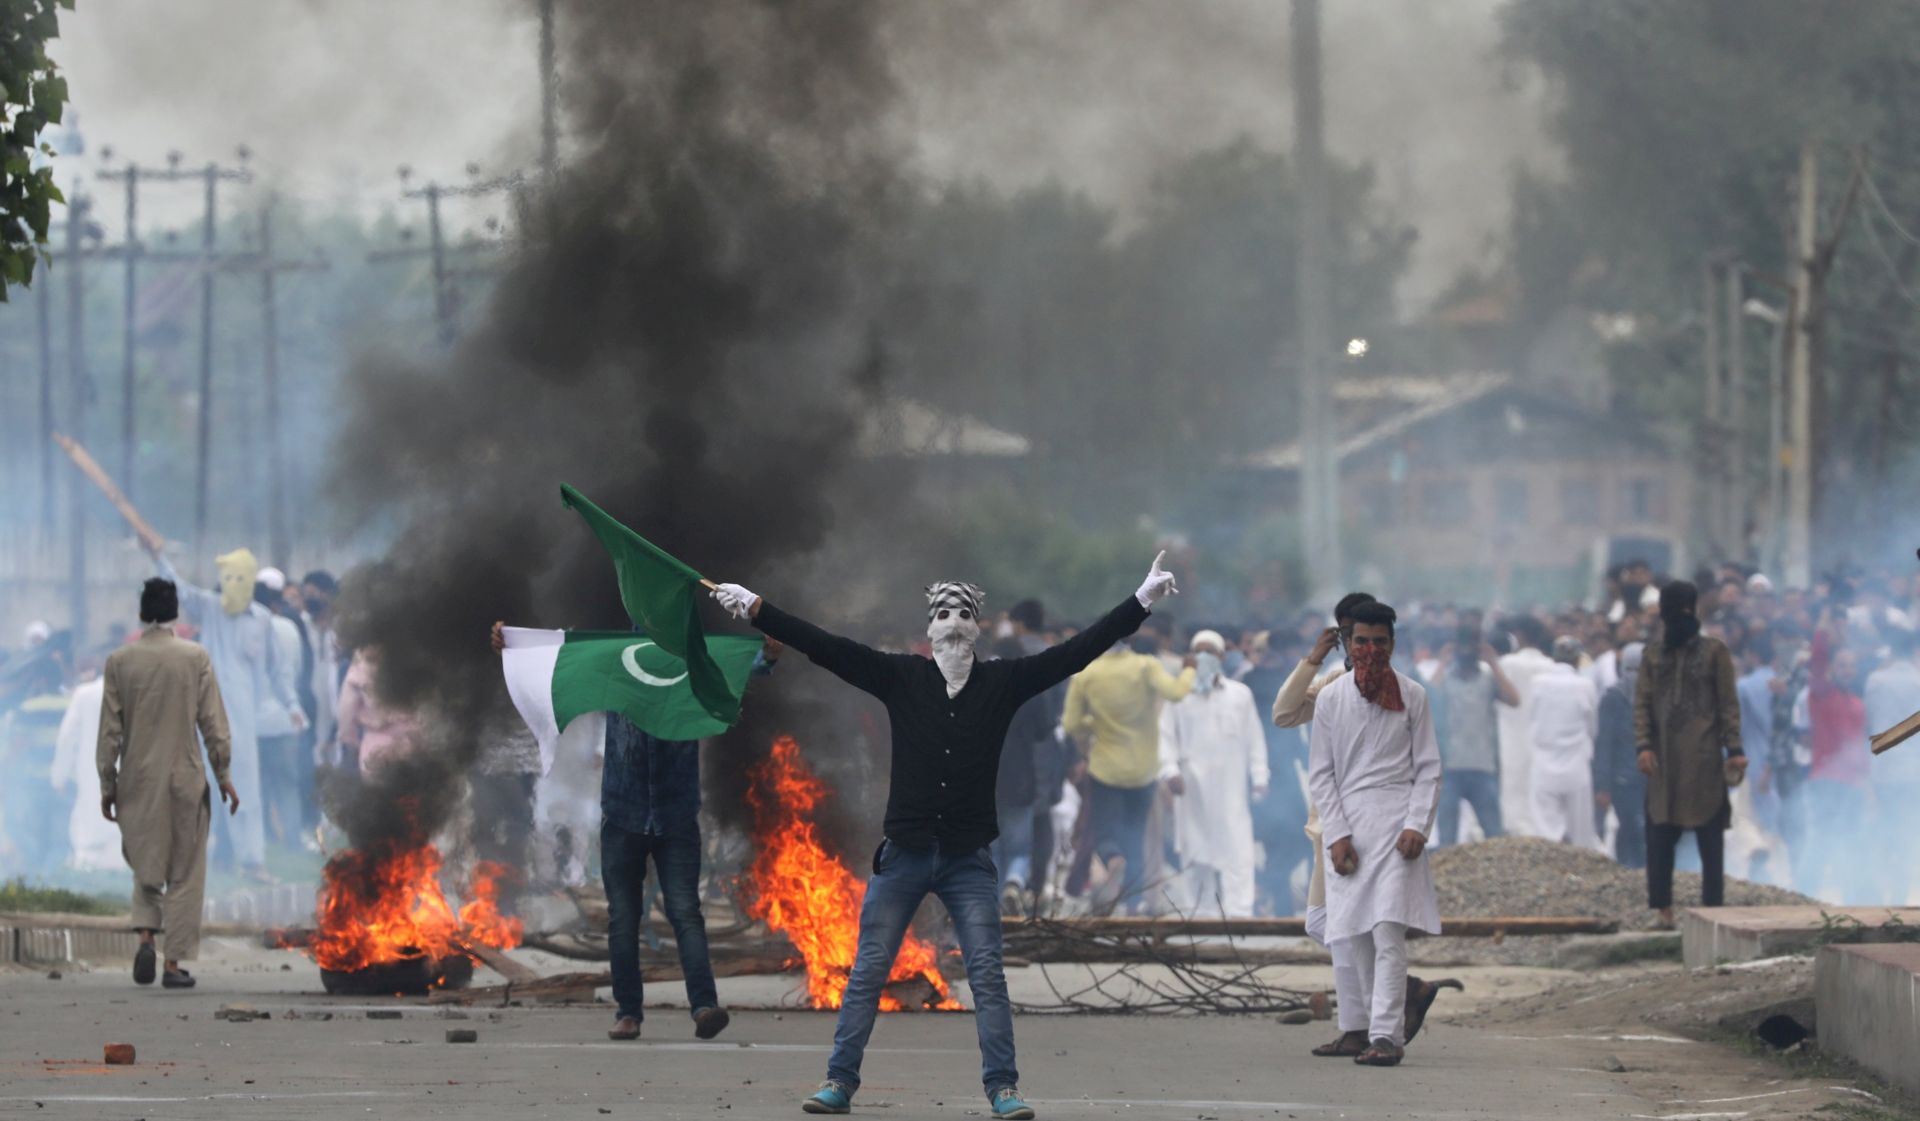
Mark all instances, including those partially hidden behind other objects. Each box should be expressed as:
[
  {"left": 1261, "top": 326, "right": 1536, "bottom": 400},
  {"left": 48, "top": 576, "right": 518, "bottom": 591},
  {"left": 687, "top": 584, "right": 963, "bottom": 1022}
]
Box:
[{"left": 1646, "top": 822, "right": 1724, "bottom": 909}]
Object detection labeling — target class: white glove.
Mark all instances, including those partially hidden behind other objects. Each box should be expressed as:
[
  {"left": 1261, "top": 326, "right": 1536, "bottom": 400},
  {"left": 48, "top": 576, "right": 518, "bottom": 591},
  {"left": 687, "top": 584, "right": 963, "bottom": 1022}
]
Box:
[
  {"left": 1136, "top": 550, "right": 1178, "bottom": 608},
  {"left": 711, "top": 582, "right": 760, "bottom": 621}
]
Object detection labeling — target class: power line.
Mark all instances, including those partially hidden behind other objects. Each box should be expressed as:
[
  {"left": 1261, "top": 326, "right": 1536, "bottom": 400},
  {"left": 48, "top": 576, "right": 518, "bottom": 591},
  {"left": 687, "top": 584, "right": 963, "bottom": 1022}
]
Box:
[
  {"left": 1859, "top": 161, "right": 1920, "bottom": 250},
  {"left": 367, "top": 167, "right": 519, "bottom": 345},
  {"left": 1854, "top": 204, "right": 1920, "bottom": 313}
]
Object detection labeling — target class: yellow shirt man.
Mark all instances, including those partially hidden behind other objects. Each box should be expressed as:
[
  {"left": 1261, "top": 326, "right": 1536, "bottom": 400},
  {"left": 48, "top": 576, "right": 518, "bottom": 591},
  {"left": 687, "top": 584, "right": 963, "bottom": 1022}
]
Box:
[{"left": 1064, "top": 647, "right": 1195, "bottom": 788}]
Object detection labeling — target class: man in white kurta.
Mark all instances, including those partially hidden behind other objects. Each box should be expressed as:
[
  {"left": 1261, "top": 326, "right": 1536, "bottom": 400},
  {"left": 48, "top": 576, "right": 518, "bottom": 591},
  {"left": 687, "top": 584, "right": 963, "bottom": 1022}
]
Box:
[
  {"left": 51, "top": 671, "right": 122, "bottom": 870},
  {"left": 1527, "top": 637, "right": 1600, "bottom": 849},
  {"left": 1307, "top": 604, "right": 1442, "bottom": 1066},
  {"left": 1495, "top": 620, "right": 1557, "bottom": 837},
  {"left": 1159, "top": 631, "right": 1270, "bottom": 917},
  {"left": 1273, "top": 595, "right": 1370, "bottom": 1058}
]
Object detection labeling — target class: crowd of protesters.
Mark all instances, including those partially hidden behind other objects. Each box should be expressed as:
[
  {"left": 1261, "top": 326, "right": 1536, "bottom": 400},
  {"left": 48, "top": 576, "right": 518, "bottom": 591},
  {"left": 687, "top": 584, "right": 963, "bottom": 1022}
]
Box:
[
  {"left": 949, "top": 558, "right": 1919, "bottom": 919},
  {"left": 4, "top": 552, "right": 1916, "bottom": 921}
]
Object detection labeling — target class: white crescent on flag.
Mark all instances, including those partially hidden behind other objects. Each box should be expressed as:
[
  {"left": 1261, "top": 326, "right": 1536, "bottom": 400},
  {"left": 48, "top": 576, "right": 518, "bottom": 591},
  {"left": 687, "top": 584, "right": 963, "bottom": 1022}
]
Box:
[{"left": 622, "top": 641, "right": 689, "bottom": 688}]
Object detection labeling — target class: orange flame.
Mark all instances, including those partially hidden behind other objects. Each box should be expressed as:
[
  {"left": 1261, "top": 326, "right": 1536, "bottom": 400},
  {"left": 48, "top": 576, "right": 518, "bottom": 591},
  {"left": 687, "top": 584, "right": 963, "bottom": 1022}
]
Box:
[
  {"left": 744, "top": 737, "right": 959, "bottom": 1011},
  {"left": 307, "top": 842, "right": 522, "bottom": 973}
]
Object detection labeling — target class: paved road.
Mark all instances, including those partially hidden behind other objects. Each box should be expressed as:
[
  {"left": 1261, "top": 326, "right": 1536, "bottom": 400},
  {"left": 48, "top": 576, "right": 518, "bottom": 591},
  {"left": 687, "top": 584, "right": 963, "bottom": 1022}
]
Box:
[{"left": 0, "top": 942, "right": 1758, "bottom": 1121}]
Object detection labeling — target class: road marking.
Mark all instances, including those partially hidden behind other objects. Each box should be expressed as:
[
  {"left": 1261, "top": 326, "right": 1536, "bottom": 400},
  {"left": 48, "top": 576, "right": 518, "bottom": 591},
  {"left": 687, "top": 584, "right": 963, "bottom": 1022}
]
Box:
[
  {"left": 348, "top": 1040, "right": 972, "bottom": 1054},
  {"left": 1490, "top": 1033, "right": 1695, "bottom": 1044},
  {"left": 0, "top": 1091, "right": 397, "bottom": 1104},
  {"left": 1663, "top": 1089, "right": 1813, "bottom": 1105},
  {"left": 1033, "top": 1099, "right": 1328, "bottom": 1112}
]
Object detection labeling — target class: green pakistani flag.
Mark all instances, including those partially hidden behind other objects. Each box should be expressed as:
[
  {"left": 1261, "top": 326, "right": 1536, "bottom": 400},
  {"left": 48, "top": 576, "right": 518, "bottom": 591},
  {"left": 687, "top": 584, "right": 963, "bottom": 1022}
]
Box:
[
  {"left": 560, "top": 484, "right": 739, "bottom": 726},
  {"left": 500, "top": 628, "right": 764, "bottom": 768}
]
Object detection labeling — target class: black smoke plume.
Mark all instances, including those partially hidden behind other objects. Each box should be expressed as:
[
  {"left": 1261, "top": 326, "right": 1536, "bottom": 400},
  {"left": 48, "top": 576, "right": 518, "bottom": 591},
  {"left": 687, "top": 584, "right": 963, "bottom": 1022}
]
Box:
[{"left": 327, "top": 0, "right": 920, "bottom": 856}]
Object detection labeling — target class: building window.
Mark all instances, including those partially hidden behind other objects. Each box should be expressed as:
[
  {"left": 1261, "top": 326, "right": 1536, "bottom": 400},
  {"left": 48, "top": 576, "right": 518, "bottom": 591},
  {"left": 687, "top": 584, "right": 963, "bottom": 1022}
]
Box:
[
  {"left": 1416, "top": 479, "right": 1473, "bottom": 527},
  {"left": 1623, "top": 478, "right": 1666, "bottom": 522},
  {"left": 1495, "top": 477, "right": 1529, "bottom": 525},
  {"left": 1561, "top": 479, "right": 1601, "bottom": 525}
]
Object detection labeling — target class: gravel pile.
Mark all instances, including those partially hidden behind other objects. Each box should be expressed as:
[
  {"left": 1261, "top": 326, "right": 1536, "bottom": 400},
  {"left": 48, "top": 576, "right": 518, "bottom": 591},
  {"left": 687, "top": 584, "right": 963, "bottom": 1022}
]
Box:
[{"left": 1430, "top": 836, "right": 1814, "bottom": 931}]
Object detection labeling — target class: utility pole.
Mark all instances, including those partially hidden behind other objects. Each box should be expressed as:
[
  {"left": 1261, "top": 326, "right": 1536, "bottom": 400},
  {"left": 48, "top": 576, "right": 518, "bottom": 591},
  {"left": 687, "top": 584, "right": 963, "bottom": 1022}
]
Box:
[
  {"left": 228, "top": 196, "right": 329, "bottom": 569},
  {"left": 1702, "top": 259, "right": 1723, "bottom": 558},
  {"left": 95, "top": 158, "right": 142, "bottom": 496},
  {"left": 36, "top": 254, "right": 55, "bottom": 536},
  {"left": 1744, "top": 298, "right": 1787, "bottom": 578},
  {"left": 1785, "top": 146, "right": 1816, "bottom": 588},
  {"left": 1781, "top": 144, "right": 1866, "bottom": 586},
  {"left": 257, "top": 201, "right": 284, "bottom": 567},
  {"left": 423, "top": 181, "right": 450, "bottom": 344},
  {"left": 192, "top": 160, "right": 253, "bottom": 566},
  {"left": 371, "top": 168, "right": 519, "bottom": 346},
  {"left": 64, "top": 186, "right": 90, "bottom": 647},
  {"left": 539, "top": 0, "right": 559, "bottom": 180},
  {"left": 1724, "top": 263, "right": 1746, "bottom": 561},
  {"left": 102, "top": 153, "right": 253, "bottom": 565},
  {"left": 1291, "top": 0, "right": 1341, "bottom": 595}
]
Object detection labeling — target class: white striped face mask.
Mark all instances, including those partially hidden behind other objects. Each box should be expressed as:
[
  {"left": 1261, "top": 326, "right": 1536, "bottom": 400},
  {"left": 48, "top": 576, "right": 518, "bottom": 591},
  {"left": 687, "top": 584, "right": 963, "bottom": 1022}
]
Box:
[{"left": 925, "top": 581, "right": 985, "bottom": 695}]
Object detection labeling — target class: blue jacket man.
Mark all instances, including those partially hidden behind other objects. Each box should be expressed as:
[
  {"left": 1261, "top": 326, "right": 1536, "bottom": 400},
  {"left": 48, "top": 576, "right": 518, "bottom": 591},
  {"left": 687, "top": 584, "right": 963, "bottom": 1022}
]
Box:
[
  {"left": 600, "top": 640, "right": 779, "bottom": 1042},
  {"left": 492, "top": 621, "right": 778, "bottom": 1041}
]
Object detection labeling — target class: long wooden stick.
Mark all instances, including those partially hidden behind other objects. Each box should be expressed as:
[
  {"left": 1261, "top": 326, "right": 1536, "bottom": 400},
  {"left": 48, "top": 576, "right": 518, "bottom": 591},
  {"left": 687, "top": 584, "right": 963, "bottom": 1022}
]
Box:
[
  {"left": 1870, "top": 708, "right": 1920, "bottom": 755},
  {"left": 53, "top": 433, "right": 167, "bottom": 554}
]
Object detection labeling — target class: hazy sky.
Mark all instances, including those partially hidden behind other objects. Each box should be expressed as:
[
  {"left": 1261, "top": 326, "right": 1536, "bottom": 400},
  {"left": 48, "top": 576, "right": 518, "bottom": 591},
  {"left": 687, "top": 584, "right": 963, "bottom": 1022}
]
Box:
[{"left": 49, "top": 0, "right": 1548, "bottom": 310}]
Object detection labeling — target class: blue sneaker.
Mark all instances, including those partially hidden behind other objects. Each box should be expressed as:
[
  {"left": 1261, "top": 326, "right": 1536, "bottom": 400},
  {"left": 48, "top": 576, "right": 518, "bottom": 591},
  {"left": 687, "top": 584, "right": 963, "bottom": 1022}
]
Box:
[
  {"left": 802, "top": 1081, "right": 853, "bottom": 1114},
  {"left": 991, "top": 1087, "right": 1036, "bottom": 1119}
]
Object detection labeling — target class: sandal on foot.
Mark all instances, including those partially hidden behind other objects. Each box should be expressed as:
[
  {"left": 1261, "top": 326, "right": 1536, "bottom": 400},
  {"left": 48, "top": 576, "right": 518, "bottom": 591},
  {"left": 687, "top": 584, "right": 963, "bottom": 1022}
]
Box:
[
  {"left": 1312, "top": 1031, "right": 1367, "bottom": 1058},
  {"left": 1354, "top": 1040, "right": 1403, "bottom": 1067}
]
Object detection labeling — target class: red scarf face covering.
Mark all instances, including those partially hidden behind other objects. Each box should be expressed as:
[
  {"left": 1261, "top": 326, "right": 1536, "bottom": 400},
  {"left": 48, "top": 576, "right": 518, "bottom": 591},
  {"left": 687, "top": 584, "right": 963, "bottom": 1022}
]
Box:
[{"left": 1351, "top": 643, "right": 1405, "bottom": 712}]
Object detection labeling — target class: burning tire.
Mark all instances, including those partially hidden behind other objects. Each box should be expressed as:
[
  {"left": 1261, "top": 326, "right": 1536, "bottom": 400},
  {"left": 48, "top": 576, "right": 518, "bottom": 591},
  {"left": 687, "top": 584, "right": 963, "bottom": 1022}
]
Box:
[{"left": 320, "top": 951, "right": 475, "bottom": 997}]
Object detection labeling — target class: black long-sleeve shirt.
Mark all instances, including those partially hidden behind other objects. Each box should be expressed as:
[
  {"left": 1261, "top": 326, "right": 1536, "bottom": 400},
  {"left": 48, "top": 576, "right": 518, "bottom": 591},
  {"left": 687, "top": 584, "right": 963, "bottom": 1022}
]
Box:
[{"left": 753, "top": 595, "right": 1150, "bottom": 852}]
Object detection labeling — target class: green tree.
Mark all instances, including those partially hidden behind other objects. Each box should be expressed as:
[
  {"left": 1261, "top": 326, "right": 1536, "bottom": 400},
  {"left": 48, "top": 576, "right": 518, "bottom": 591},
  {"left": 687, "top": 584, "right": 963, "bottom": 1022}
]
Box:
[
  {"left": 887, "top": 139, "right": 1411, "bottom": 525},
  {"left": 0, "top": 0, "right": 74, "bottom": 300},
  {"left": 1499, "top": 0, "right": 1920, "bottom": 552}
]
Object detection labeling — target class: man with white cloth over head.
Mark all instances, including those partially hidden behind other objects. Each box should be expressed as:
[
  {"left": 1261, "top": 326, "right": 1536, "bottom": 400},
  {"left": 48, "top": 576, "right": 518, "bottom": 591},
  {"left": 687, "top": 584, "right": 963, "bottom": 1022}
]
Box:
[
  {"left": 1528, "top": 636, "right": 1601, "bottom": 849},
  {"left": 1305, "top": 600, "right": 1442, "bottom": 1068},
  {"left": 1158, "top": 629, "right": 1269, "bottom": 917}
]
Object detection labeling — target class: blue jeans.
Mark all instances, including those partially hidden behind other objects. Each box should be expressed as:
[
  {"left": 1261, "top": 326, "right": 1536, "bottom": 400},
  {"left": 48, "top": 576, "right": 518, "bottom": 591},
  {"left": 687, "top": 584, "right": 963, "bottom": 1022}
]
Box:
[
  {"left": 1436, "top": 769, "right": 1502, "bottom": 847},
  {"left": 602, "top": 818, "right": 716, "bottom": 1021},
  {"left": 828, "top": 840, "right": 1017, "bottom": 1099}
]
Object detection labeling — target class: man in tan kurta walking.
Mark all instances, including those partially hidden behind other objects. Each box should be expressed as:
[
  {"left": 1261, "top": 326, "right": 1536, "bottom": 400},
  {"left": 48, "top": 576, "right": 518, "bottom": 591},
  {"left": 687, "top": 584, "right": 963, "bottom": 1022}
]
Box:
[{"left": 97, "top": 578, "right": 239, "bottom": 989}]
